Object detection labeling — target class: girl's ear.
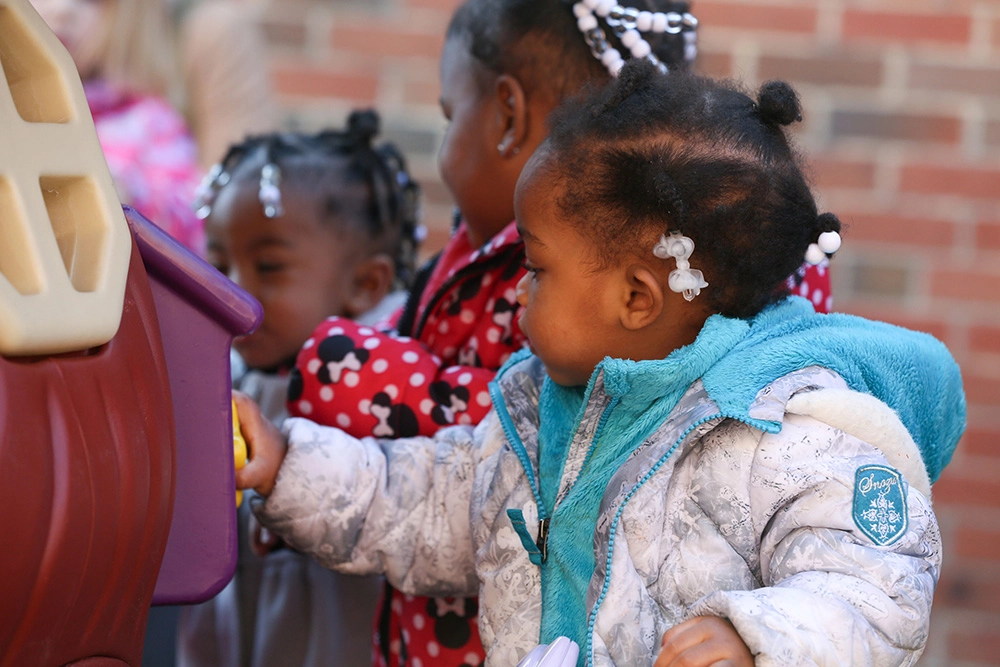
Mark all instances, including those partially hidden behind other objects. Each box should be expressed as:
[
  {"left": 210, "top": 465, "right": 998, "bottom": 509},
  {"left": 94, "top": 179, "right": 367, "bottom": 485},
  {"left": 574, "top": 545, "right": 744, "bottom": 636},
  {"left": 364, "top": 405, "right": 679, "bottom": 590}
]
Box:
[
  {"left": 343, "top": 254, "right": 395, "bottom": 318},
  {"left": 495, "top": 74, "right": 529, "bottom": 158},
  {"left": 620, "top": 264, "right": 665, "bottom": 331}
]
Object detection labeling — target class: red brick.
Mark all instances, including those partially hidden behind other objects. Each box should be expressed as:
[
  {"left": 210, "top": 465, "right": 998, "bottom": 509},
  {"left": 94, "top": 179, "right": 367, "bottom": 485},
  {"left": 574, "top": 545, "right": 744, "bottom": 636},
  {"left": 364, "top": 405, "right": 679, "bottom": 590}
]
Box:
[
  {"left": 910, "top": 63, "right": 1000, "bottom": 97},
  {"left": 693, "top": 2, "right": 817, "bottom": 33},
  {"left": 988, "top": 120, "right": 1000, "bottom": 149},
  {"left": 955, "top": 526, "right": 1000, "bottom": 559},
  {"left": 900, "top": 164, "right": 1000, "bottom": 199},
  {"left": 331, "top": 22, "right": 445, "bottom": 60},
  {"left": 933, "top": 473, "right": 1000, "bottom": 508},
  {"left": 758, "top": 54, "right": 883, "bottom": 87},
  {"left": 930, "top": 268, "right": 1000, "bottom": 302},
  {"left": 960, "top": 428, "right": 1000, "bottom": 457},
  {"left": 843, "top": 10, "right": 971, "bottom": 45},
  {"left": 831, "top": 110, "right": 961, "bottom": 144},
  {"left": 977, "top": 221, "right": 1000, "bottom": 251},
  {"left": 970, "top": 325, "right": 1000, "bottom": 355},
  {"left": 403, "top": 0, "right": 461, "bottom": 10},
  {"left": 962, "top": 374, "right": 1000, "bottom": 406},
  {"left": 950, "top": 625, "right": 1000, "bottom": 662},
  {"left": 809, "top": 158, "right": 875, "bottom": 189},
  {"left": 260, "top": 18, "right": 308, "bottom": 48},
  {"left": 840, "top": 212, "right": 954, "bottom": 248},
  {"left": 694, "top": 51, "right": 732, "bottom": 78},
  {"left": 403, "top": 79, "right": 443, "bottom": 107},
  {"left": 935, "top": 564, "right": 1000, "bottom": 613},
  {"left": 271, "top": 65, "right": 378, "bottom": 102}
]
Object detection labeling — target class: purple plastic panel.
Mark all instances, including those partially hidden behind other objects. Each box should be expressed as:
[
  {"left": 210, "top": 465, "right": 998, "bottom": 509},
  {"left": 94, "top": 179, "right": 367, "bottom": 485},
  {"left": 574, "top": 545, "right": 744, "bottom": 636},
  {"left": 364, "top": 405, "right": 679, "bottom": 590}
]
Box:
[{"left": 124, "top": 207, "right": 263, "bottom": 605}]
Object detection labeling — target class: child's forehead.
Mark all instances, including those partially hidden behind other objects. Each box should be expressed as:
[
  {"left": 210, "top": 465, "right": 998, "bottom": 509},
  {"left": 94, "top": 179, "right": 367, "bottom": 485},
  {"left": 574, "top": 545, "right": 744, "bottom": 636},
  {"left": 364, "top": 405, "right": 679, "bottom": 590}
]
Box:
[{"left": 210, "top": 173, "right": 368, "bottom": 232}]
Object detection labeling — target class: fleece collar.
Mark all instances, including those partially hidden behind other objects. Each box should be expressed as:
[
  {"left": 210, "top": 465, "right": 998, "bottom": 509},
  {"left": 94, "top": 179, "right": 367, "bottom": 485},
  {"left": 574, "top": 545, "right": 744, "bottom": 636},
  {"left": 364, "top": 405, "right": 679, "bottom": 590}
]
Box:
[{"left": 702, "top": 297, "right": 964, "bottom": 482}]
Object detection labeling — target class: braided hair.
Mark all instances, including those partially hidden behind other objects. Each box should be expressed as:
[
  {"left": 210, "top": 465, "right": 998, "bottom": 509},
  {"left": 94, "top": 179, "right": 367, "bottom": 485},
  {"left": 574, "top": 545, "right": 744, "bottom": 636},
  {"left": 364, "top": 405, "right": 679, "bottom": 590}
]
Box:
[
  {"left": 193, "top": 110, "right": 422, "bottom": 288},
  {"left": 543, "top": 60, "right": 843, "bottom": 319},
  {"left": 446, "top": 0, "right": 694, "bottom": 101}
]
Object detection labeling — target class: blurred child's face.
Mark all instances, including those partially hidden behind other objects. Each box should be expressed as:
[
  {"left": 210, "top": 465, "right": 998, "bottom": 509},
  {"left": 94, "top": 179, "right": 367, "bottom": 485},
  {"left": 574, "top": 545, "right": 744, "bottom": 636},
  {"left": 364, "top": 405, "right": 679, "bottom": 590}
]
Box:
[
  {"left": 438, "top": 36, "right": 517, "bottom": 248},
  {"left": 513, "top": 153, "right": 624, "bottom": 387},
  {"left": 206, "top": 176, "right": 373, "bottom": 370},
  {"left": 30, "top": 0, "right": 113, "bottom": 80}
]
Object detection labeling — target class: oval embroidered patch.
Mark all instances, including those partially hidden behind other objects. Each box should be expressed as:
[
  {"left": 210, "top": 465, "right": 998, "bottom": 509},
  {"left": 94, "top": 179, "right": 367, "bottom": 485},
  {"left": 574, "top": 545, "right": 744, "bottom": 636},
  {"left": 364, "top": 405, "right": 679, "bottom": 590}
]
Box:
[{"left": 852, "top": 464, "right": 908, "bottom": 546}]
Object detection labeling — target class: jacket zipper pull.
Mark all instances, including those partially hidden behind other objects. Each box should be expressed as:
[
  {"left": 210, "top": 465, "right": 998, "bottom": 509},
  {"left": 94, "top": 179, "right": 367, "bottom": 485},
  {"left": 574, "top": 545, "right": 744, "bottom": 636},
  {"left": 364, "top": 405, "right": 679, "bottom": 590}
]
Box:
[{"left": 536, "top": 518, "right": 550, "bottom": 564}]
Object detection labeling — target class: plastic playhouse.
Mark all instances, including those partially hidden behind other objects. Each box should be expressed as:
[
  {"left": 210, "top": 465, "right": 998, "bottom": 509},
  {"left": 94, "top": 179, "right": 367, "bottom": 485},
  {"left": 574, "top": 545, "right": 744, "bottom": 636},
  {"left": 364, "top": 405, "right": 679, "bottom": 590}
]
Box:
[{"left": 0, "top": 1, "right": 262, "bottom": 664}]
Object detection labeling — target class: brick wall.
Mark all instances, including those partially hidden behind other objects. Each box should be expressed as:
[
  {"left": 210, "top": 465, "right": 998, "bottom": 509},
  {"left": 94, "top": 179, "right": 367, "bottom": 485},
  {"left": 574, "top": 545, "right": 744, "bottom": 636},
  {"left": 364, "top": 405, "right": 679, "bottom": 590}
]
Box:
[{"left": 251, "top": 0, "right": 1000, "bottom": 664}]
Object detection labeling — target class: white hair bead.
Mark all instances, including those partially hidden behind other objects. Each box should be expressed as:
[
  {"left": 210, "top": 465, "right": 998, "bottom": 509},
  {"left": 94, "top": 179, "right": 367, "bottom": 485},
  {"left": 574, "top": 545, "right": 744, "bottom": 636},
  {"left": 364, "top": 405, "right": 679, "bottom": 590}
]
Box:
[
  {"left": 636, "top": 11, "right": 653, "bottom": 31},
  {"left": 620, "top": 29, "right": 641, "bottom": 48},
  {"left": 804, "top": 243, "right": 826, "bottom": 266},
  {"left": 609, "top": 57, "right": 625, "bottom": 76},
  {"left": 573, "top": 2, "right": 590, "bottom": 18},
  {"left": 651, "top": 12, "right": 668, "bottom": 33},
  {"left": 577, "top": 13, "right": 598, "bottom": 31},
  {"left": 629, "top": 38, "right": 651, "bottom": 59},
  {"left": 601, "top": 47, "right": 622, "bottom": 67},
  {"left": 817, "top": 230, "right": 842, "bottom": 254},
  {"left": 595, "top": 0, "right": 615, "bottom": 18},
  {"left": 582, "top": 0, "right": 601, "bottom": 9}
]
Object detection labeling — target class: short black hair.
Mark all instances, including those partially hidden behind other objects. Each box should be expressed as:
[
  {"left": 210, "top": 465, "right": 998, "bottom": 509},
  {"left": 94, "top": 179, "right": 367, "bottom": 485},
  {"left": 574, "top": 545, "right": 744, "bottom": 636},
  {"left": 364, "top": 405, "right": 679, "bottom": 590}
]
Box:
[
  {"left": 544, "top": 60, "right": 841, "bottom": 318},
  {"left": 446, "top": 0, "right": 693, "bottom": 101},
  {"left": 200, "top": 110, "right": 421, "bottom": 288}
]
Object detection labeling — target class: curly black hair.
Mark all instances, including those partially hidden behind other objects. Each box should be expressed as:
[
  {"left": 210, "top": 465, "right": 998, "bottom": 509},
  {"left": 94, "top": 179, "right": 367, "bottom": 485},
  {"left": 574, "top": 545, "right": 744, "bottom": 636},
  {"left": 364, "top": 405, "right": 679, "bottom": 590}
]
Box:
[
  {"left": 197, "top": 110, "right": 421, "bottom": 288},
  {"left": 543, "top": 60, "right": 842, "bottom": 318},
  {"left": 446, "top": 0, "right": 694, "bottom": 101}
]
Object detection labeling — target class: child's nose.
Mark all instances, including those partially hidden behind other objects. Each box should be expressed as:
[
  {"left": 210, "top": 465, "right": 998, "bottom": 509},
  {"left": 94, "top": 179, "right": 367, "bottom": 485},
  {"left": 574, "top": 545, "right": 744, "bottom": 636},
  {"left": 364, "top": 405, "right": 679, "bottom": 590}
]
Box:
[{"left": 515, "top": 273, "right": 529, "bottom": 306}]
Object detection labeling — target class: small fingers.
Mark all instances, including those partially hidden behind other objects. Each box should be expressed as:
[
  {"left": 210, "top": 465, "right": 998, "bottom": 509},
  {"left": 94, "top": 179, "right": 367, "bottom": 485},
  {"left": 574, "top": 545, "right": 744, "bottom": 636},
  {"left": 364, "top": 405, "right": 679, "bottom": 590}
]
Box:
[
  {"left": 232, "top": 391, "right": 287, "bottom": 496},
  {"left": 656, "top": 617, "right": 753, "bottom": 667}
]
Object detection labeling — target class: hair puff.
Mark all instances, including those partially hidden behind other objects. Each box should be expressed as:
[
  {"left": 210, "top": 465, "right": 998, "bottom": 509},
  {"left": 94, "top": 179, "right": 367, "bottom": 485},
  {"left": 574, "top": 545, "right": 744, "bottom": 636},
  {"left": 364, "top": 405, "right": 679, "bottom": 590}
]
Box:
[
  {"left": 757, "top": 80, "right": 802, "bottom": 127},
  {"left": 347, "top": 109, "right": 381, "bottom": 146}
]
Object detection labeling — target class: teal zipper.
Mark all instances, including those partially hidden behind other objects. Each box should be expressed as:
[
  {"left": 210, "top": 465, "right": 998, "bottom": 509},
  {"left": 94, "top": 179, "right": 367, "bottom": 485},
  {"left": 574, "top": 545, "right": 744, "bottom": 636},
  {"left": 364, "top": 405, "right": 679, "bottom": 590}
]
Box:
[{"left": 584, "top": 412, "right": 754, "bottom": 666}]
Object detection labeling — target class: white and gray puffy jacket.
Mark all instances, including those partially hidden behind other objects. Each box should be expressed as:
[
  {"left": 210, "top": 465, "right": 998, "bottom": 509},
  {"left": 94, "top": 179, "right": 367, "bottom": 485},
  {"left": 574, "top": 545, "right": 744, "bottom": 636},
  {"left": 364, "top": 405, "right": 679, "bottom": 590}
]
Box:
[{"left": 253, "top": 354, "right": 940, "bottom": 667}]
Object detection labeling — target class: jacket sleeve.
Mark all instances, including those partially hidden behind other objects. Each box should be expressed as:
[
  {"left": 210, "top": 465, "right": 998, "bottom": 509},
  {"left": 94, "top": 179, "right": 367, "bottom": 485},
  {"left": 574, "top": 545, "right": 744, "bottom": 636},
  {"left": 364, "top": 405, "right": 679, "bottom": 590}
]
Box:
[
  {"left": 249, "top": 415, "right": 485, "bottom": 598},
  {"left": 287, "top": 317, "right": 497, "bottom": 439},
  {"left": 683, "top": 413, "right": 941, "bottom": 667}
]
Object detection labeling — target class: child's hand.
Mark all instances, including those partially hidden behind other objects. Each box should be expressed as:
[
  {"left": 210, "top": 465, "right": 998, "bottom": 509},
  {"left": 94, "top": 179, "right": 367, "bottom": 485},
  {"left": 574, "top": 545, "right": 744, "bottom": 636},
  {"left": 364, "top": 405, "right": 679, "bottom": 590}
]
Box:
[
  {"left": 655, "top": 616, "right": 753, "bottom": 667},
  {"left": 233, "top": 390, "right": 287, "bottom": 497}
]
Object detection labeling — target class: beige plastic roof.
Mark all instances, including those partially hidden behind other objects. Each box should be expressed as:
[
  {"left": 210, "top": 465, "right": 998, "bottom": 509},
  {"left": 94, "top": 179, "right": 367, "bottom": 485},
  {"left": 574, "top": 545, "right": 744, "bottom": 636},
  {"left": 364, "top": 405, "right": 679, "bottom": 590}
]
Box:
[{"left": 0, "top": 0, "right": 130, "bottom": 356}]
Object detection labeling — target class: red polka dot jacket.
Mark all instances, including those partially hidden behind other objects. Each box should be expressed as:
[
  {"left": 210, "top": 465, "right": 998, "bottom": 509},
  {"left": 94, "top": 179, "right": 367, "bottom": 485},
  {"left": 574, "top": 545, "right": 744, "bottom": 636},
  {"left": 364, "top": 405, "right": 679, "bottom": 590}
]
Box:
[{"left": 289, "top": 220, "right": 527, "bottom": 440}]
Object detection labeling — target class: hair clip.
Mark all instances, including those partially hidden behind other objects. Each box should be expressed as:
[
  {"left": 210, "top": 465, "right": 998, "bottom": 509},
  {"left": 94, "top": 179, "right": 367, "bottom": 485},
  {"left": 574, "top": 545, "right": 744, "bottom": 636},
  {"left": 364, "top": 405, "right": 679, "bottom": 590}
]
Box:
[
  {"left": 192, "top": 163, "right": 225, "bottom": 219},
  {"left": 653, "top": 232, "right": 708, "bottom": 301},
  {"left": 571, "top": 1, "right": 699, "bottom": 77},
  {"left": 805, "top": 230, "right": 842, "bottom": 265},
  {"left": 259, "top": 162, "right": 283, "bottom": 218}
]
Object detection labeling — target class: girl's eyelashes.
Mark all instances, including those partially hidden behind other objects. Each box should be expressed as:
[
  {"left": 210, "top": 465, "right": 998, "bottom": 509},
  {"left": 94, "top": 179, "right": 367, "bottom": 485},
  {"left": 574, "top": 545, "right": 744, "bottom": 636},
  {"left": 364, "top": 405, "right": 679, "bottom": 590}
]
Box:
[
  {"left": 521, "top": 259, "right": 540, "bottom": 274},
  {"left": 255, "top": 260, "right": 286, "bottom": 275}
]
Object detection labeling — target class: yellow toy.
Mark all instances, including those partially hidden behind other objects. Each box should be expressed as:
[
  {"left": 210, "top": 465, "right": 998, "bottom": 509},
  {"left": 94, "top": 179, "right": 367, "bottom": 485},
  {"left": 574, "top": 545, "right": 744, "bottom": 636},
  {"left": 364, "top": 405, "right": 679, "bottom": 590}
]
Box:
[{"left": 233, "top": 397, "right": 247, "bottom": 506}]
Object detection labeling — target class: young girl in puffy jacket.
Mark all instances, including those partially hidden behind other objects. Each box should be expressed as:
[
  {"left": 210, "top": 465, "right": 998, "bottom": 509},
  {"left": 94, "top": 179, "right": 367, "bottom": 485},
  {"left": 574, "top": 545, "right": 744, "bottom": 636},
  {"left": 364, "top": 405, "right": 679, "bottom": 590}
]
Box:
[
  {"left": 235, "top": 62, "right": 963, "bottom": 667},
  {"left": 285, "top": 1, "right": 831, "bottom": 664}
]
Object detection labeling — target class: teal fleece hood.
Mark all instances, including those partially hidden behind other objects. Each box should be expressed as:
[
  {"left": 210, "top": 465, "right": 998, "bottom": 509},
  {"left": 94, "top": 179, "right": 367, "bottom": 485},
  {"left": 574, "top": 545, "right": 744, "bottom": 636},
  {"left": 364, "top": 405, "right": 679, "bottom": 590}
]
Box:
[{"left": 700, "top": 296, "right": 965, "bottom": 482}]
